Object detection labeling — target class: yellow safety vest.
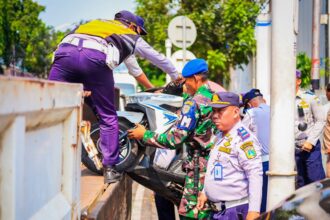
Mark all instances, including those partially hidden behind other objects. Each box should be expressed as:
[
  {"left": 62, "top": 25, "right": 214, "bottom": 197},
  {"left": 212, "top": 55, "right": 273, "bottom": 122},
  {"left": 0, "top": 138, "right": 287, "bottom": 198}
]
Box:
[{"left": 74, "top": 20, "right": 139, "bottom": 63}]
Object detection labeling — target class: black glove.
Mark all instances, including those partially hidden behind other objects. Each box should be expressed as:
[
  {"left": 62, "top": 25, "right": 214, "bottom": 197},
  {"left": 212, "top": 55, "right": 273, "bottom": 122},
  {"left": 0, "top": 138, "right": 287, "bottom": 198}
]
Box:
[{"left": 162, "top": 81, "right": 184, "bottom": 96}]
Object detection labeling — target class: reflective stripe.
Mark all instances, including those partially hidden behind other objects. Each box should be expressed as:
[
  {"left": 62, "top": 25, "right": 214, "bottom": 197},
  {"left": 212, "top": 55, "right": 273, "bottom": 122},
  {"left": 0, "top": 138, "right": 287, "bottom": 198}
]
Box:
[
  {"left": 121, "top": 34, "right": 136, "bottom": 46},
  {"left": 120, "top": 35, "right": 135, "bottom": 53},
  {"left": 61, "top": 36, "right": 108, "bottom": 54},
  {"left": 71, "top": 20, "right": 139, "bottom": 63},
  {"left": 68, "top": 33, "right": 108, "bottom": 46}
]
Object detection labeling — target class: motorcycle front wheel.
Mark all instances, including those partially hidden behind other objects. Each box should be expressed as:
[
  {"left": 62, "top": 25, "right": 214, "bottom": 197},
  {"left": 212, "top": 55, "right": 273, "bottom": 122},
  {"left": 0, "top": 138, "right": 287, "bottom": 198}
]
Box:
[{"left": 81, "top": 119, "right": 140, "bottom": 175}]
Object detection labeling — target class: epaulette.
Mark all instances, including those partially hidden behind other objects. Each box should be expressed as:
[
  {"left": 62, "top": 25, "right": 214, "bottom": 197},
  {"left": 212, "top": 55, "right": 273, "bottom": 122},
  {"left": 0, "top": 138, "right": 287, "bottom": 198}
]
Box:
[{"left": 237, "top": 127, "right": 250, "bottom": 141}]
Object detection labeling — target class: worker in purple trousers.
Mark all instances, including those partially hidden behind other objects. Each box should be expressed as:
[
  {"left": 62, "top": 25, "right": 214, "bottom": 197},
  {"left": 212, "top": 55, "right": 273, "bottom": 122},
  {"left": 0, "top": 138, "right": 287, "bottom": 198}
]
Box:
[{"left": 48, "top": 10, "right": 178, "bottom": 184}]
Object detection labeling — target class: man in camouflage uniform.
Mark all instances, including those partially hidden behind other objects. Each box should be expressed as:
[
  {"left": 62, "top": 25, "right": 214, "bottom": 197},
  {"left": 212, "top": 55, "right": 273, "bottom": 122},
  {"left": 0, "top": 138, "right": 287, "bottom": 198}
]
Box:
[{"left": 128, "top": 58, "right": 218, "bottom": 219}]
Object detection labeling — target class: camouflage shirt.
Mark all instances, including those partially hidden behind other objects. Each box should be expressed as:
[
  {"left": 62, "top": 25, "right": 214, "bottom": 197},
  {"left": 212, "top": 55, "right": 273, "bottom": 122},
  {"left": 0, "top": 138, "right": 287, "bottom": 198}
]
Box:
[{"left": 143, "top": 84, "right": 216, "bottom": 219}]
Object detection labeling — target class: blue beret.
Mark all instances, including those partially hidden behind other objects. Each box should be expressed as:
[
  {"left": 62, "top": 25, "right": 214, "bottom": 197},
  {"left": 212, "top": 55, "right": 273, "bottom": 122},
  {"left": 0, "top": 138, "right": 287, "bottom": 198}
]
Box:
[
  {"left": 243, "top": 89, "right": 263, "bottom": 105},
  {"left": 182, "top": 59, "right": 208, "bottom": 78}
]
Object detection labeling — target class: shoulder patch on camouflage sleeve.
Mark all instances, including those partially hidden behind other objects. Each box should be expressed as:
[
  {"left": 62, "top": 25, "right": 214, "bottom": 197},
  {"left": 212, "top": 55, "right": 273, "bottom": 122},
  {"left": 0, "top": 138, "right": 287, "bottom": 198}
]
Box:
[
  {"left": 237, "top": 127, "right": 250, "bottom": 141},
  {"left": 182, "top": 100, "right": 195, "bottom": 114},
  {"left": 240, "top": 141, "right": 257, "bottom": 159},
  {"left": 177, "top": 99, "right": 197, "bottom": 131}
]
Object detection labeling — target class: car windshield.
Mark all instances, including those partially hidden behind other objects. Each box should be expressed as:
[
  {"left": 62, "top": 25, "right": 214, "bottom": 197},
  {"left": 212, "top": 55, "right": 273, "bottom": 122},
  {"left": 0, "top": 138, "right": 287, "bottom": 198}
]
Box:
[{"left": 115, "top": 83, "right": 136, "bottom": 95}]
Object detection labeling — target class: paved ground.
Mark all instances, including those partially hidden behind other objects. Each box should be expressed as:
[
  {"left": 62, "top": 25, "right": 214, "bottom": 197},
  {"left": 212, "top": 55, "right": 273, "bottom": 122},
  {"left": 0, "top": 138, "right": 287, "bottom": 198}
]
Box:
[
  {"left": 80, "top": 164, "right": 161, "bottom": 219},
  {"left": 131, "top": 181, "right": 158, "bottom": 220},
  {"left": 80, "top": 165, "right": 104, "bottom": 210},
  {"left": 80, "top": 164, "right": 181, "bottom": 220}
]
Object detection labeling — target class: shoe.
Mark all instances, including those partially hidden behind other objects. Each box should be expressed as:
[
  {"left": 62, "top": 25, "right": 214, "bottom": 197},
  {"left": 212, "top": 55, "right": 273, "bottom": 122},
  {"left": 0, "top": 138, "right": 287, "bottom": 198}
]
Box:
[{"left": 103, "top": 166, "right": 122, "bottom": 184}]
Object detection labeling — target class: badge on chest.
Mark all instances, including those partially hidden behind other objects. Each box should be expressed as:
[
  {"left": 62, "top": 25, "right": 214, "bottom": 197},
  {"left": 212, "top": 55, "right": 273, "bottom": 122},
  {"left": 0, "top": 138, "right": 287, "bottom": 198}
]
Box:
[{"left": 213, "top": 162, "right": 223, "bottom": 181}]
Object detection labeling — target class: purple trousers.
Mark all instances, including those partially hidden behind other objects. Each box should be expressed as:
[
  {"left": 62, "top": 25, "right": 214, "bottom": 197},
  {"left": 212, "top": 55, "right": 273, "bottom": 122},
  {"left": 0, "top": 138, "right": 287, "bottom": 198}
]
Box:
[
  {"left": 212, "top": 203, "right": 248, "bottom": 220},
  {"left": 49, "top": 41, "right": 119, "bottom": 166}
]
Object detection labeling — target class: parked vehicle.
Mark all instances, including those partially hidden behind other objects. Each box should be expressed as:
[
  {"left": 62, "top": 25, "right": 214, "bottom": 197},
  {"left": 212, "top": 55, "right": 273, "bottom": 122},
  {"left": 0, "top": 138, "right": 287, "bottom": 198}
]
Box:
[
  {"left": 257, "top": 178, "right": 330, "bottom": 219},
  {"left": 113, "top": 63, "right": 139, "bottom": 110},
  {"left": 81, "top": 81, "right": 187, "bottom": 205}
]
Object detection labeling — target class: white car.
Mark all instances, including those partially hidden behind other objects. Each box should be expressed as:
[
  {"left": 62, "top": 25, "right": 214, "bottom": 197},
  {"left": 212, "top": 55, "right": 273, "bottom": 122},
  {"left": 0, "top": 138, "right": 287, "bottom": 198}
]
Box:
[{"left": 113, "top": 63, "right": 139, "bottom": 110}]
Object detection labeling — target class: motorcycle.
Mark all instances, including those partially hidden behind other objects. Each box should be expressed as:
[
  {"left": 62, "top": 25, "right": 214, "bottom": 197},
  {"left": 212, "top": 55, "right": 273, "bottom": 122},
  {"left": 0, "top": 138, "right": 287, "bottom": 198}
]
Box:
[{"left": 81, "top": 82, "right": 187, "bottom": 205}]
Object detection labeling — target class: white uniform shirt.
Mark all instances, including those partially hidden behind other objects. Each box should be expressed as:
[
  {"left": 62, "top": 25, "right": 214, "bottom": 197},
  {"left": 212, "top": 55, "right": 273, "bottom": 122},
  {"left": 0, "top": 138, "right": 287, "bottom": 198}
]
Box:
[
  {"left": 204, "top": 121, "right": 263, "bottom": 212},
  {"left": 67, "top": 33, "right": 179, "bottom": 79},
  {"left": 295, "top": 90, "right": 326, "bottom": 146},
  {"left": 123, "top": 55, "right": 143, "bottom": 77},
  {"left": 133, "top": 38, "right": 178, "bottom": 80}
]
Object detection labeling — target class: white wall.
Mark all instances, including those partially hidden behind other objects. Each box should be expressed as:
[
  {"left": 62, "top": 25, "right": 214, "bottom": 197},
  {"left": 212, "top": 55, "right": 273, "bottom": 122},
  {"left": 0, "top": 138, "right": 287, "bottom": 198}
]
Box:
[{"left": 0, "top": 77, "right": 83, "bottom": 220}]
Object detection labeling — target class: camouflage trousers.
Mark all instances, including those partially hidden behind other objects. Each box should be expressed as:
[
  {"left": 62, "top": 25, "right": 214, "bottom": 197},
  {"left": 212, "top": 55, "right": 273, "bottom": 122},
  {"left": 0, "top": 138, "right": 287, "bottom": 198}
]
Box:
[{"left": 178, "top": 169, "right": 211, "bottom": 219}]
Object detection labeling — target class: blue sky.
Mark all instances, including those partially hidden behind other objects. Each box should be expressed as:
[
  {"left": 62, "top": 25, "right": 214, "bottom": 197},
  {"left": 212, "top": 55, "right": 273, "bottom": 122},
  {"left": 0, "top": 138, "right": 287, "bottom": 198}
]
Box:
[{"left": 35, "top": 0, "right": 136, "bottom": 30}]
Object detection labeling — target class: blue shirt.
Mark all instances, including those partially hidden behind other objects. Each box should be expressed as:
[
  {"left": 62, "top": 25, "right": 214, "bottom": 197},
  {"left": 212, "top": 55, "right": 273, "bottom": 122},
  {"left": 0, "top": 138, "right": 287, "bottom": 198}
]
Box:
[{"left": 242, "top": 103, "right": 270, "bottom": 156}]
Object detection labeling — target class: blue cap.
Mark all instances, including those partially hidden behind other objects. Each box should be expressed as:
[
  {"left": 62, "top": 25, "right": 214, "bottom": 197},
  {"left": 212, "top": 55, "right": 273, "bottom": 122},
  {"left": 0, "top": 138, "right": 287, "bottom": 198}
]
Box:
[
  {"left": 114, "top": 10, "right": 137, "bottom": 25},
  {"left": 136, "top": 16, "right": 147, "bottom": 35},
  {"left": 243, "top": 89, "right": 263, "bottom": 105},
  {"left": 209, "top": 92, "right": 240, "bottom": 108},
  {"left": 296, "top": 70, "right": 302, "bottom": 78},
  {"left": 182, "top": 59, "right": 208, "bottom": 78}
]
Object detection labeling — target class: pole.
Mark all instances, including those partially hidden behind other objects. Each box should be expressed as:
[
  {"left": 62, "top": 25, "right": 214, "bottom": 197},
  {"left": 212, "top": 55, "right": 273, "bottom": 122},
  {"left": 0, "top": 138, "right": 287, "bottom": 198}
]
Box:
[
  {"left": 182, "top": 17, "right": 187, "bottom": 65},
  {"left": 12, "top": 45, "right": 16, "bottom": 76},
  {"left": 165, "top": 39, "right": 172, "bottom": 84},
  {"left": 268, "top": 0, "right": 296, "bottom": 210},
  {"left": 327, "top": 0, "right": 330, "bottom": 85},
  {"left": 311, "top": 0, "right": 321, "bottom": 90},
  {"left": 255, "top": 2, "right": 271, "bottom": 103}
]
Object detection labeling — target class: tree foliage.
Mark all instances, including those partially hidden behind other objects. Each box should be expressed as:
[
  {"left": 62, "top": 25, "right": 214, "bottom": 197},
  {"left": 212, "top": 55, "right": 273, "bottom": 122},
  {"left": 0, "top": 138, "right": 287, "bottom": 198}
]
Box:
[
  {"left": 0, "top": 0, "right": 63, "bottom": 77},
  {"left": 296, "top": 52, "right": 311, "bottom": 89},
  {"left": 135, "top": 0, "right": 260, "bottom": 85}
]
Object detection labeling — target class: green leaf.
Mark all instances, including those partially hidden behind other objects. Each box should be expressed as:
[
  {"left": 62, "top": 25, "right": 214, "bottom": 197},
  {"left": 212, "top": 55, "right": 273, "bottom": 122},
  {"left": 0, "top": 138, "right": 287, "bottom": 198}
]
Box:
[
  {"left": 0, "top": 0, "right": 65, "bottom": 76},
  {"left": 296, "top": 52, "right": 311, "bottom": 89},
  {"left": 134, "top": 0, "right": 261, "bottom": 86}
]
